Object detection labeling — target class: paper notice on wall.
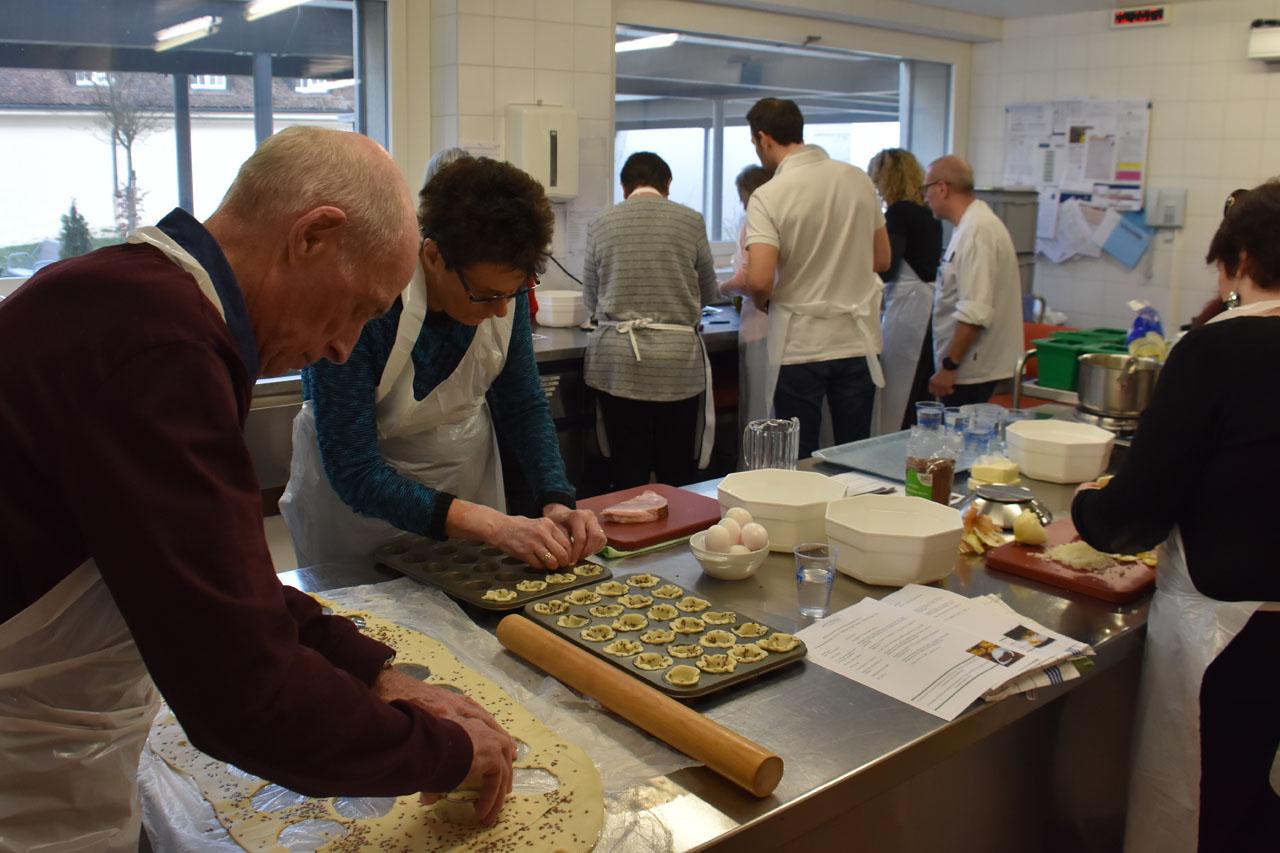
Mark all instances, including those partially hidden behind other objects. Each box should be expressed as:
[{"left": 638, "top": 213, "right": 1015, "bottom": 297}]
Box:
[
  {"left": 1002, "top": 99, "right": 1150, "bottom": 212},
  {"left": 1083, "top": 135, "right": 1117, "bottom": 182},
  {"left": 796, "top": 585, "right": 1089, "bottom": 721},
  {"left": 1101, "top": 212, "right": 1154, "bottom": 270},
  {"left": 1036, "top": 188, "right": 1061, "bottom": 238}
]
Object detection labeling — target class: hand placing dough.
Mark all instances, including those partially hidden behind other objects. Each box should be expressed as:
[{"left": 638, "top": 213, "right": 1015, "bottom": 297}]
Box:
[
  {"left": 543, "top": 502, "right": 608, "bottom": 564},
  {"left": 445, "top": 500, "right": 572, "bottom": 569},
  {"left": 420, "top": 716, "right": 515, "bottom": 827},
  {"left": 373, "top": 670, "right": 514, "bottom": 761}
]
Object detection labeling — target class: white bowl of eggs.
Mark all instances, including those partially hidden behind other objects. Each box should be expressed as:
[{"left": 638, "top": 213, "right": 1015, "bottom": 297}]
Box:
[{"left": 689, "top": 507, "right": 770, "bottom": 581}]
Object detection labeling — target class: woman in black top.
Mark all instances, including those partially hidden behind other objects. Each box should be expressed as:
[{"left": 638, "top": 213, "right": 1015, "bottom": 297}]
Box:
[
  {"left": 1072, "top": 181, "right": 1280, "bottom": 853},
  {"left": 867, "top": 148, "right": 943, "bottom": 433}
]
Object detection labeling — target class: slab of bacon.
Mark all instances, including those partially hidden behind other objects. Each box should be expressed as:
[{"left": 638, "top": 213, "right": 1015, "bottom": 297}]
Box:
[{"left": 599, "top": 490, "right": 669, "bottom": 524}]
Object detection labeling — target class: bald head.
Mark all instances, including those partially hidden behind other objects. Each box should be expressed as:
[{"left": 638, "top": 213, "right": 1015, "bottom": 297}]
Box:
[
  {"left": 923, "top": 154, "right": 977, "bottom": 225},
  {"left": 207, "top": 127, "right": 420, "bottom": 376},
  {"left": 214, "top": 126, "right": 417, "bottom": 262},
  {"left": 928, "top": 156, "right": 975, "bottom": 193}
]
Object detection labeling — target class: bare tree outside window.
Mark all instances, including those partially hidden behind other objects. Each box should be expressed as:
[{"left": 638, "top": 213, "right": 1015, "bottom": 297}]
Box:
[{"left": 88, "top": 73, "right": 166, "bottom": 236}]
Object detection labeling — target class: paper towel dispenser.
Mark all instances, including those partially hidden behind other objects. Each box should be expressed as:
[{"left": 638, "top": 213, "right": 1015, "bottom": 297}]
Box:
[
  {"left": 1248, "top": 19, "right": 1280, "bottom": 61},
  {"left": 505, "top": 104, "right": 578, "bottom": 202}
]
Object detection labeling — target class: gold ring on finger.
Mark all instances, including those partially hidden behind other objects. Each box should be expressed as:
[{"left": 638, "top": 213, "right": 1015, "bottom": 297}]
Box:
[{"left": 542, "top": 552, "right": 554, "bottom": 564}]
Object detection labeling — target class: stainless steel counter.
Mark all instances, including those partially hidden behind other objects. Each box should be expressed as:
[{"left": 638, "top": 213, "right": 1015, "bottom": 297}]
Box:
[{"left": 279, "top": 450, "right": 1144, "bottom": 853}]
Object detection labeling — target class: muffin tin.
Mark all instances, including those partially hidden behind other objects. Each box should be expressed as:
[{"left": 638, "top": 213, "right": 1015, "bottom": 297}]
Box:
[
  {"left": 374, "top": 536, "right": 612, "bottom": 611},
  {"left": 522, "top": 572, "right": 807, "bottom": 699}
]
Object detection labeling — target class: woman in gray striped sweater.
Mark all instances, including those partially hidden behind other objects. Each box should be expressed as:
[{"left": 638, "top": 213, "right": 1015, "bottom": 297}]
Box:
[{"left": 582, "top": 152, "right": 719, "bottom": 488}]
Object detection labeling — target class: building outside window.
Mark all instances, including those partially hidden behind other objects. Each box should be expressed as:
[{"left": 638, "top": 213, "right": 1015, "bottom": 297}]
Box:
[
  {"left": 0, "top": 0, "right": 383, "bottom": 286},
  {"left": 189, "top": 74, "right": 228, "bottom": 91}
]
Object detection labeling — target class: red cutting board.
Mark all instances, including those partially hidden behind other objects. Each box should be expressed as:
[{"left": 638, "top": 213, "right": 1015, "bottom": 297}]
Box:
[
  {"left": 577, "top": 483, "right": 721, "bottom": 551},
  {"left": 984, "top": 519, "right": 1156, "bottom": 604}
]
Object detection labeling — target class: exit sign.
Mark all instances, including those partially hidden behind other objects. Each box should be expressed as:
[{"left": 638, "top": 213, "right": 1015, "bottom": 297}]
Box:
[{"left": 1112, "top": 6, "right": 1169, "bottom": 28}]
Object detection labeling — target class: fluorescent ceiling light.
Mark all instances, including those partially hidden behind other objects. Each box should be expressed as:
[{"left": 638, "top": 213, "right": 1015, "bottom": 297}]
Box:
[
  {"left": 153, "top": 15, "right": 221, "bottom": 52},
  {"left": 244, "top": 0, "right": 309, "bottom": 22},
  {"left": 615, "top": 33, "right": 680, "bottom": 53},
  {"left": 296, "top": 77, "right": 356, "bottom": 93}
]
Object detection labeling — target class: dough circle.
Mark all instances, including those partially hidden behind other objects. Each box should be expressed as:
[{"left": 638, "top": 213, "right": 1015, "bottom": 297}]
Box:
[{"left": 664, "top": 665, "right": 700, "bottom": 686}]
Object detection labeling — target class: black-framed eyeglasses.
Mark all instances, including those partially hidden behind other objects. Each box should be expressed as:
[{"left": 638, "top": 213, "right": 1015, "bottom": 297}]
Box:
[
  {"left": 456, "top": 266, "right": 539, "bottom": 303},
  {"left": 921, "top": 179, "right": 945, "bottom": 193}
]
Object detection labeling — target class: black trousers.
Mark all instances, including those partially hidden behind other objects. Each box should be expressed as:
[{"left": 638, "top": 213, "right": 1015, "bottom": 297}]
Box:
[
  {"left": 597, "top": 391, "right": 700, "bottom": 490},
  {"left": 1197, "top": 610, "right": 1280, "bottom": 852},
  {"left": 773, "top": 356, "right": 875, "bottom": 459},
  {"left": 941, "top": 379, "right": 997, "bottom": 408}
]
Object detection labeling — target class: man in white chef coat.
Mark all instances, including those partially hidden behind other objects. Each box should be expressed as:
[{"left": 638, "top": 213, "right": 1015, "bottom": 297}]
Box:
[
  {"left": 743, "top": 97, "right": 891, "bottom": 458},
  {"left": 922, "top": 155, "right": 1023, "bottom": 406}
]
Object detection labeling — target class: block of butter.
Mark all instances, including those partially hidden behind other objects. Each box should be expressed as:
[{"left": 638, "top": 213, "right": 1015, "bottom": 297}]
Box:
[{"left": 970, "top": 455, "right": 1020, "bottom": 486}]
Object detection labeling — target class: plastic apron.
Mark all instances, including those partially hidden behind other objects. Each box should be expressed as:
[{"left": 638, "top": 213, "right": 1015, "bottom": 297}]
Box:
[
  {"left": 0, "top": 224, "right": 222, "bottom": 851},
  {"left": 595, "top": 317, "right": 715, "bottom": 469},
  {"left": 280, "top": 263, "right": 513, "bottom": 568},
  {"left": 763, "top": 287, "right": 886, "bottom": 418},
  {"left": 1124, "top": 298, "right": 1280, "bottom": 853},
  {"left": 871, "top": 263, "right": 934, "bottom": 435}
]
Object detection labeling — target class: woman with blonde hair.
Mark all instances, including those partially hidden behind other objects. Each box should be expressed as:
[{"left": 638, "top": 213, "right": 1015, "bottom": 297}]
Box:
[{"left": 866, "top": 148, "right": 942, "bottom": 433}]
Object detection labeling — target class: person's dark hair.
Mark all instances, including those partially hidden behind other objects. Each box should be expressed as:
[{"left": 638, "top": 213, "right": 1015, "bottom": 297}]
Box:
[
  {"left": 1205, "top": 179, "right": 1280, "bottom": 291},
  {"left": 419, "top": 157, "right": 553, "bottom": 276},
  {"left": 735, "top": 165, "right": 773, "bottom": 207},
  {"left": 620, "top": 152, "right": 672, "bottom": 194},
  {"left": 746, "top": 98, "right": 804, "bottom": 146}
]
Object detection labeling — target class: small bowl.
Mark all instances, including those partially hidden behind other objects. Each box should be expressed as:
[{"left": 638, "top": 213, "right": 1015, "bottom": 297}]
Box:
[{"left": 689, "top": 531, "right": 769, "bottom": 580}]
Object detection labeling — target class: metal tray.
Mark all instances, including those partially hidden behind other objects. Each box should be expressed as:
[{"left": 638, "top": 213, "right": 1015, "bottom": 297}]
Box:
[
  {"left": 522, "top": 572, "right": 806, "bottom": 699},
  {"left": 813, "top": 430, "right": 971, "bottom": 482},
  {"left": 374, "top": 536, "right": 612, "bottom": 612}
]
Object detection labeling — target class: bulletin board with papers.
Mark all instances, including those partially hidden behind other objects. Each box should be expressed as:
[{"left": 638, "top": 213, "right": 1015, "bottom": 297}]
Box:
[{"left": 1002, "top": 99, "right": 1154, "bottom": 268}]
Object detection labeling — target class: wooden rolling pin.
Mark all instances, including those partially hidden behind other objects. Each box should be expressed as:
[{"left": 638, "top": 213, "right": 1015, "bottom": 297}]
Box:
[{"left": 496, "top": 614, "right": 784, "bottom": 797}]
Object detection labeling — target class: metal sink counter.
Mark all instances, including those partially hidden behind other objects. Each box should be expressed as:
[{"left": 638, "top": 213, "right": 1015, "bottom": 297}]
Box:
[
  {"left": 277, "top": 453, "right": 1146, "bottom": 853},
  {"left": 531, "top": 305, "right": 741, "bottom": 362}
]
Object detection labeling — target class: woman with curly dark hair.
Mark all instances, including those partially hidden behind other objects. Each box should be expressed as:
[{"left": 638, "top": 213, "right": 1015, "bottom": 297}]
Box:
[
  {"left": 281, "top": 156, "right": 606, "bottom": 570},
  {"left": 1071, "top": 180, "right": 1280, "bottom": 853}
]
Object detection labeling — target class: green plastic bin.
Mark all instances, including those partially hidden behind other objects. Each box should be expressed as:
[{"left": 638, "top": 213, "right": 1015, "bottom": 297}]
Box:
[{"left": 1032, "top": 337, "right": 1090, "bottom": 391}]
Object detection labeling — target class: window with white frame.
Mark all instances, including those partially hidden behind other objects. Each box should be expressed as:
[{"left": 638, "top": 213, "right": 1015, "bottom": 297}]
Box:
[
  {"left": 189, "top": 74, "right": 227, "bottom": 91},
  {"left": 74, "top": 70, "right": 111, "bottom": 87}
]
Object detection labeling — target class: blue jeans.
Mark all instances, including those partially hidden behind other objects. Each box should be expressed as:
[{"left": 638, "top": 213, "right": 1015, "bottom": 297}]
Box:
[{"left": 774, "top": 357, "right": 876, "bottom": 459}]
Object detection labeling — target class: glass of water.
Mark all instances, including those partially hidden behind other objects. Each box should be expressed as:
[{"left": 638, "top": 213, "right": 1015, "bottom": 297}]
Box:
[{"left": 794, "top": 542, "right": 836, "bottom": 619}]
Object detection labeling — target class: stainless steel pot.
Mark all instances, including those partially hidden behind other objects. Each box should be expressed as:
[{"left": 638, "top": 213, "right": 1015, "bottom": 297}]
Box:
[{"left": 1076, "top": 353, "right": 1161, "bottom": 418}]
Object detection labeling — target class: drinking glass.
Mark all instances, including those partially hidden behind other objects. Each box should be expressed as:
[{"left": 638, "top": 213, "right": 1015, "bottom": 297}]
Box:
[
  {"left": 915, "top": 401, "right": 944, "bottom": 430},
  {"left": 742, "top": 417, "right": 800, "bottom": 470},
  {"left": 794, "top": 542, "right": 836, "bottom": 619}
]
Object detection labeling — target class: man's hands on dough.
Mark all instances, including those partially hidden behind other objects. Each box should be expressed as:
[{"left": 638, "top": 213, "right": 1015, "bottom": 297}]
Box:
[{"left": 374, "top": 669, "right": 516, "bottom": 825}]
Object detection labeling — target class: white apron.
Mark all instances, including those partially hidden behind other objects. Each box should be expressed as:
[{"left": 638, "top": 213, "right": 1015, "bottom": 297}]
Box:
[
  {"left": 738, "top": 299, "right": 770, "bottom": 428},
  {"left": 763, "top": 288, "right": 886, "bottom": 417},
  {"left": 871, "top": 264, "right": 934, "bottom": 435},
  {"left": 0, "top": 562, "right": 161, "bottom": 853},
  {"left": 280, "top": 264, "right": 513, "bottom": 567},
  {"left": 1124, "top": 298, "right": 1280, "bottom": 853},
  {"left": 595, "top": 317, "right": 715, "bottom": 469},
  {"left": 0, "top": 224, "right": 223, "bottom": 851}
]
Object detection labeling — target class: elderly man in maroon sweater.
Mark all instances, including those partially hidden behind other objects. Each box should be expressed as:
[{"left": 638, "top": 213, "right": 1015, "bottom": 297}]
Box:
[{"left": 0, "top": 127, "right": 515, "bottom": 850}]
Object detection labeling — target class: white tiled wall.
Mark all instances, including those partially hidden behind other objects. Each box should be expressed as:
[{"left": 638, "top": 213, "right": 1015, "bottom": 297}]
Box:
[
  {"left": 431, "top": 0, "right": 615, "bottom": 288},
  {"left": 968, "top": 0, "right": 1280, "bottom": 330}
]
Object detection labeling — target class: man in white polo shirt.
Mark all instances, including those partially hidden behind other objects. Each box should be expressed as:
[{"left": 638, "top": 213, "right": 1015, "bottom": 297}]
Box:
[
  {"left": 922, "top": 155, "right": 1023, "bottom": 406},
  {"left": 744, "top": 97, "right": 891, "bottom": 458}
]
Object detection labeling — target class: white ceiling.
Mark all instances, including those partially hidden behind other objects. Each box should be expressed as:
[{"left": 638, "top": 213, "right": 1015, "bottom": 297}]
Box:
[{"left": 906, "top": 0, "right": 1176, "bottom": 16}]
